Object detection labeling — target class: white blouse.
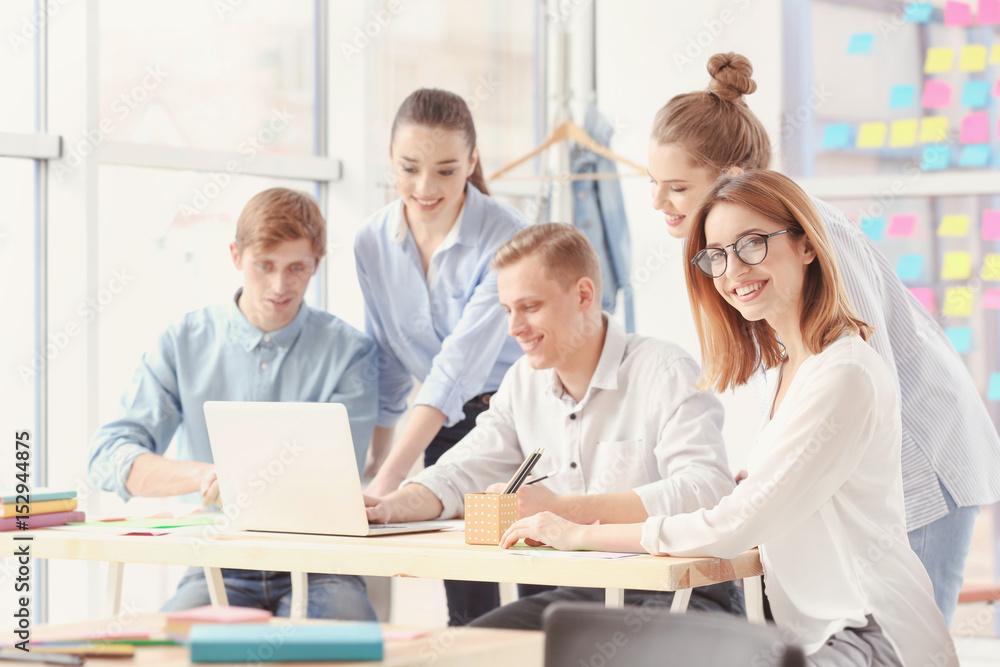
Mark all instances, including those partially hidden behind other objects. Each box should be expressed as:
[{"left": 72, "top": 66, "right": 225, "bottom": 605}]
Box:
[{"left": 641, "top": 336, "right": 955, "bottom": 665}]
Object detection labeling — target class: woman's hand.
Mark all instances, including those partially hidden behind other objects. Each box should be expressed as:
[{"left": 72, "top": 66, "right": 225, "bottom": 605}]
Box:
[{"left": 500, "top": 511, "right": 586, "bottom": 551}]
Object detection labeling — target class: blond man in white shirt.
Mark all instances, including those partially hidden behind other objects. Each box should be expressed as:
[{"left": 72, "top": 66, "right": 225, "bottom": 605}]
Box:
[{"left": 365, "top": 222, "right": 739, "bottom": 628}]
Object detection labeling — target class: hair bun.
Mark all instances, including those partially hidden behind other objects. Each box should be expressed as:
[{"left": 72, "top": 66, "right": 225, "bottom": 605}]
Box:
[{"left": 707, "top": 52, "right": 757, "bottom": 103}]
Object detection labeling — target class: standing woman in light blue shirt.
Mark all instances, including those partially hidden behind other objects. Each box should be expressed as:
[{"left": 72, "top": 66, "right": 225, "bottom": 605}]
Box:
[{"left": 356, "top": 88, "right": 527, "bottom": 624}]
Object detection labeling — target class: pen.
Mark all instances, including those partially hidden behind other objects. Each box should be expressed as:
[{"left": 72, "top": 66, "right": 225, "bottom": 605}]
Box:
[
  {"left": 524, "top": 470, "right": 558, "bottom": 486},
  {"left": 505, "top": 449, "right": 543, "bottom": 494},
  {"left": 501, "top": 448, "right": 539, "bottom": 495}
]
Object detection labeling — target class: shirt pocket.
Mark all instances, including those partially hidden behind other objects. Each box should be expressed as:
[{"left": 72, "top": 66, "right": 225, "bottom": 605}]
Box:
[{"left": 588, "top": 439, "right": 647, "bottom": 493}]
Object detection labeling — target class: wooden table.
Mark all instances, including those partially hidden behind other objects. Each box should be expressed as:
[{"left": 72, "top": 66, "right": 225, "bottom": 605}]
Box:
[
  {"left": 1, "top": 527, "right": 764, "bottom": 621},
  {"left": 0, "top": 613, "right": 544, "bottom": 666}
]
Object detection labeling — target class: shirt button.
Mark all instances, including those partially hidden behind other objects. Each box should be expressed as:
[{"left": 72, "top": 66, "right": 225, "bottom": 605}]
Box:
[
  {"left": 569, "top": 413, "right": 577, "bottom": 420},
  {"left": 263, "top": 335, "right": 271, "bottom": 343},
  {"left": 570, "top": 462, "right": 578, "bottom": 469},
  {"left": 261, "top": 362, "right": 269, "bottom": 370}
]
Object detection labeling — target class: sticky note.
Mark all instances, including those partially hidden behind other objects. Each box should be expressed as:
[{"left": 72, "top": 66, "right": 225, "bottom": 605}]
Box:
[
  {"left": 960, "top": 112, "right": 990, "bottom": 143},
  {"left": 982, "top": 254, "right": 1000, "bottom": 279},
  {"left": 896, "top": 254, "right": 924, "bottom": 280},
  {"left": 946, "top": 327, "right": 972, "bottom": 353},
  {"left": 979, "top": 0, "right": 1000, "bottom": 24},
  {"left": 943, "top": 287, "right": 974, "bottom": 316},
  {"left": 922, "top": 80, "right": 952, "bottom": 108},
  {"left": 938, "top": 214, "right": 970, "bottom": 236},
  {"left": 848, "top": 33, "right": 875, "bottom": 54},
  {"left": 889, "top": 120, "right": 918, "bottom": 147},
  {"left": 857, "top": 122, "right": 888, "bottom": 148},
  {"left": 910, "top": 287, "right": 935, "bottom": 313},
  {"left": 922, "top": 145, "right": 950, "bottom": 170},
  {"left": 920, "top": 117, "right": 949, "bottom": 142},
  {"left": 962, "top": 81, "right": 991, "bottom": 107},
  {"left": 991, "top": 45, "right": 1000, "bottom": 63},
  {"left": 960, "top": 44, "right": 988, "bottom": 71},
  {"left": 888, "top": 214, "right": 918, "bottom": 237},
  {"left": 988, "top": 373, "right": 1000, "bottom": 401},
  {"left": 905, "top": 2, "right": 934, "bottom": 22},
  {"left": 860, "top": 217, "right": 886, "bottom": 241},
  {"left": 822, "top": 123, "right": 852, "bottom": 149},
  {"left": 993, "top": 79, "right": 1000, "bottom": 99},
  {"left": 924, "top": 48, "right": 954, "bottom": 73},
  {"left": 942, "top": 251, "right": 973, "bottom": 279},
  {"left": 982, "top": 210, "right": 1000, "bottom": 239},
  {"left": 981, "top": 288, "right": 1000, "bottom": 308},
  {"left": 945, "top": 1, "right": 973, "bottom": 25},
  {"left": 959, "top": 145, "right": 991, "bottom": 167},
  {"left": 889, "top": 85, "right": 917, "bottom": 109}
]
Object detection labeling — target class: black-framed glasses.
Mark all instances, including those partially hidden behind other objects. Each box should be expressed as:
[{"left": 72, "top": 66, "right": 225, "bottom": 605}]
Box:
[{"left": 690, "top": 230, "right": 791, "bottom": 279}]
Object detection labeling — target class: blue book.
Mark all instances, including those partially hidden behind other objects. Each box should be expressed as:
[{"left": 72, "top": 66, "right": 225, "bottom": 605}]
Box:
[
  {"left": 0, "top": 488, "right": 77, "bottom": 504},
  {"left": 189, "top": 623, "right": 383, "bottom": 663}
]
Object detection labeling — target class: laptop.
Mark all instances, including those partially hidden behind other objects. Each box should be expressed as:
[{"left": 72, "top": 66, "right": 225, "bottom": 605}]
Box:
[{"left": 203, "top": 401, "right": 452, "bottom": 537}]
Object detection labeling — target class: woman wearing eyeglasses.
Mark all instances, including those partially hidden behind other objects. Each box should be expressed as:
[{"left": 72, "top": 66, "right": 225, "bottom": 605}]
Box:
[
  {"left": 499, "top": 170, "right": 955, "bottom": 667},
  {"left": 644, "top": 52, "right": 999, "bottom": 628}
]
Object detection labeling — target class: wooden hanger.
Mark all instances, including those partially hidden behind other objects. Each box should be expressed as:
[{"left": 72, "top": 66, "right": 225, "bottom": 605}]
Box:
[{"left": 487, "top": 120, "right": 647, "bottom": 182}]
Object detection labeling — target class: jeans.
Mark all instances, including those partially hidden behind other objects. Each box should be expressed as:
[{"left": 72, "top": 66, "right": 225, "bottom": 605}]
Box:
[
  {"left": 906, "top": 479, "right": 979, "bottom": 628},
  {"left": 425, "top": 394, "right": 500, "bottom": 626},
  {"left": 161, "top": 567, "right": 376, "bottom": 620}
]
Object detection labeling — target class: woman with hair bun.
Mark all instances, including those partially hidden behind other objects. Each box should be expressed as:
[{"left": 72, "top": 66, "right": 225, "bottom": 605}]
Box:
[
  {"left": 645, "top": 52, "right": 1000, "bottom": 626},
  {"left": 355, "top": 88, "right": 527, "bottom": 624}
]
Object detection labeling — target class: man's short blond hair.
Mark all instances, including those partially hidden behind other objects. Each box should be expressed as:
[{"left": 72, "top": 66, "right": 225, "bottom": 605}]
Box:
[
  {"left": 234, "top": 188, "right": 326, "bottom": 261},
  {"left": 491, "top": 223, "right": 602, "bottom": 295}
]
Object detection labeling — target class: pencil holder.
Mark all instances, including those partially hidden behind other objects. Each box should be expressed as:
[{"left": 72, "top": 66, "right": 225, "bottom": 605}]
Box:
[{"left": 464, "top": 493, "right": 518, "bottom": 545}]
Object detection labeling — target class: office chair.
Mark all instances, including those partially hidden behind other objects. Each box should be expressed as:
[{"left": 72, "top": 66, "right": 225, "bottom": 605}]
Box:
[{"left": 542, "top": 601, "right": 806, "bottom": 667}]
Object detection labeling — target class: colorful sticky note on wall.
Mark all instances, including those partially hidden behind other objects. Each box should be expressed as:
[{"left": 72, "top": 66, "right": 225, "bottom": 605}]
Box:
[
  {"left": 938, "top": 214, "right": 970, "bottom": 236},
  {"left": 942, "top": 251, "right": 973, "bottom": 279},
  {"left": 924, "top": 48, "right": 955, "bottom": 73},
  {"left": 983, "top": 210, "right": 1000, "bottom": 240},
  {"left": 889, "top": 120, "right": 918, "bottom": 147},
  {"left": 959, "top": 145, "right": 991, "bottom": 167},
  {"left": 993, "top": 79, "right": 1000, "bottom": 98},
  {"left": 961, "top": 81, "right": 991, "bottom": 107},
  {"left": 960, "top": 44, "right": 988, "bottom": 71},
  {"left": 860, "top": 217, "right": 887, "bottom": 241},
  {"left": 945, "top": 1, "right": 973, "bottom": 25},
  {"left": 896, "top": 254, "right": 924, "bottom": 280},
  {"left": 960, "top": 112, "right": 990, "bottom": 143},
  {"left": 890, "top": 85, "right": 917, "bottom": 109},
  {"left": 943, "top": 287, "right": 974, "bottom": 316},
  {"left": 922, "top": 145, "right": 950, "bottom": 170},
  {"left": 888, "top": 214, "right": 918, "bottom": 237},
  {"left": 905, "top": 2, "right": 934, "bottom": 21},
  {"left": 982, "top": 288, "right": 1000, "bottom": 308},
  {"left": 982, "top": 254, "right": 1000, "bottom": 280},
  {"left": 979, "top": 0, "right": 1000, "bottom": 24},
  {"left": 822, "top": 123, "right": 852, "bottom": 149},
  {"left": 920, "top": 117, "right": 949, "bottom": 142},
  {"left": 910, "top": 287, "right": 935, "bottom": 313},
  {"left": 991, "top": 45, "right": 1000, "bottom": 63},
  {"left": 988, "top": 373, "right": 1000, "bottom": 401},
  {"left": 857, "top": 122, "right": 887, "bottom": 148},
  {"left": 946, "top": 326, "right": 972, "bottom": 353},
  {"left": 848, "top": 33, "right": 875, "bottom": 55},
  {"left": 922, "top": 80, "right": 952, "bottom": 108}
]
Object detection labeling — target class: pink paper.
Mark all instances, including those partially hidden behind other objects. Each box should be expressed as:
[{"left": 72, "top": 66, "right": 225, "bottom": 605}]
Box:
[
  {"left": 383, "top": 629, "right": 431, "bottom": 641},
  {"left": 166, "top": 604, "right": 273, "bottom": 623},
  {"left": 993, "top": 79, "right": 1000, "bottom": 97},
  {"left": 888, "top": 214, "right": 918, "bottom": 237},
  {"left": 922, "top": 80, "right": 952, "bottom": 108},
  {"left": 910, "top": 287, "right": 935, "bottom": 313},
  {"left": 979, "top": 0, "right": 1000, "bottom": 23},
  {"left": 983, "top": 210, "right": 1000, "bottom": 240},
  {"left": 960, "top": 112, "right": 990, "bottom": 143},
  {"left": 982, "top": 289, "right": 1000, "bottom": 309},
  {"left": 946, "top": 1, "right": 974, "bottom": 25}
]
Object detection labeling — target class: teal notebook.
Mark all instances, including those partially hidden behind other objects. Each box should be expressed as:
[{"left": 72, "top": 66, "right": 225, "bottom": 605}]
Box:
[
  {"left": 0, "top": 487, "right": 76, "bottom": 504},
  {"left": 189, "top": 623, "right": 383, "bottom": 663}
]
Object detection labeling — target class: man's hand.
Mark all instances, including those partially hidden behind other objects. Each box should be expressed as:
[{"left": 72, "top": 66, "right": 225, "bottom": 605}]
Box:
[
  {"left": 200, "top": 467, "right": 222, "bottom": 508},
  {"left": 364, "top": 494, "right": 392, "bottom": 524},
  {"left": 365, "top": 469, "right": 406, "bottom": 500},
  {"left": 500, "top": 511, "right": 585, "bottom": 550},
  {"left": 486, "top": 480, "right": 563, "bottom": 519}
]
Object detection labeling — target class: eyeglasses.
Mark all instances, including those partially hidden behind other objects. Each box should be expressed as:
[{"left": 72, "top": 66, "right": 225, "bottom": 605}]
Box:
[{"left": 690, "top": 230, "right": 791, "bottom": 279}]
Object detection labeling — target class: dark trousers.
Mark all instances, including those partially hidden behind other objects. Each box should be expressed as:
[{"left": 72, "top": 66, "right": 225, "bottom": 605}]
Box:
[{"left": 425, "top": 393, "right": 500, "bottom": 626}]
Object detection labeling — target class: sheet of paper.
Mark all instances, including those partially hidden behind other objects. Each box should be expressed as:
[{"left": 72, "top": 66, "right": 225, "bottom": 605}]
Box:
[
  {"left": 962, "top": 81, "right": 990, "bottom": 107},
  {"left": 505, "top": 545, "right": 642, "bottom": 560},
  {"left": 943, "top": 287, "right": 974, "bottom": 316},
  {"left": 909, "top": 287, "right": 935, "bottom": 313},
  {"left": 991, "top": 44, "right": 1000, "bottom": 63},
  {"left": 980, "top": 0, "right": 1000, "bottom": 23},
  {"left": 922, "top": 146, "right": 950, "bottom": 170},
  {"left": 981, "top": 288, "right": 1000, "bottom": 308},
  {"left": 938, "top": 214, "right": 971, "bottom": 237},
  {"left": 896, "top": 255, "right": 924, "bottom": 281},
  {"left": 887, "top": 214, "right": 918, "bottom": 237},
  {"left": 856, "top": 122, "right": 887, "bottom": 148},
  {"left": 889, "top": 85, "right": 916, "bottom": 109},
  {"left": 945, "top": 1, "right": 973, "bottom": 25},
  {"left": 924, "top": 47, "right": 954, "bottom": 73},
  {"left": 922, "top": 80, "right": 952, "bottom": 108},
  {"left": 958, "top": 145, "right": 991, "bottom": 167},
  {"left": 920, "top": 117, "right": 949, "bottom": 143},
  {"left": 822, "top": 123, "right": 851, "bottom": 149},
  {"left": 905, "top": 2, "right": 934, "bottom": 22},
  {"left": 946, "top": 327, "right": 972, "bottom": 353},
  {"left": 960, "top": 112, "right": 989, "bottom": 143},
  {"left": 981, "top": 254, "right": 1000, "bottom": 280},
  {"left": 860, "top": 217, "right": 886, "bottom": 241},
  {"left": 988, "top": 373, "right": 1000, "bottom": 401},
  {"left": 960, "top": 44, "right": 987, "bottom": 71},
  {"left": 847, "top": 33, "right": 874, "bottom": 55},
  {"left": 889, "top": 120, "right": 918, "bottom": 147},
  {"left": 982, "top": 210, "right": 1000, "bottom": 240},
  {"left": 941, "top": 251, "right": 972, "bottom": 280}
]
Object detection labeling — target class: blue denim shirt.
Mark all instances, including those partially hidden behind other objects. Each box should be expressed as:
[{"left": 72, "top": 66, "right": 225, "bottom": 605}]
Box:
[
  {"left": 354, "top": 183, "right": 527, "bottom": 428},
  {"left": 88, "top": 291, "right": 379, "bottom": 501},
  {"left": 571, "top": 105, "right": 635, "bottom": 333}
]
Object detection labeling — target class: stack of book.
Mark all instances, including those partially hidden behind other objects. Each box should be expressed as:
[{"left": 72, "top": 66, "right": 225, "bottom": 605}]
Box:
[
  {"left": 0, "top": 488, "right": 83, "bottom": 531},
  {"left": 164, "top": 605, "right": 274, "bottom": 642}
]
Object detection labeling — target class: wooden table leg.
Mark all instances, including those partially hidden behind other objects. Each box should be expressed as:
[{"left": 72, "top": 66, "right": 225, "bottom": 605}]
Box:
[
  {"left": 744, "top": 575, "right": 765, "bottom": 625},
  {"left": 203, "top": 567, "right": 229, "bottom": 606},
  {"left": 605, "top": 587, "right": 625, "bottom": 608},
  {"left": 290, "top": 572, "right": 309, "bottom": 619},
  {"left": 669, "top": 587, "right": 692, "bottom": 613},
  {"left": 104, "top": 561, "right": 124, "bottom": 617}
]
